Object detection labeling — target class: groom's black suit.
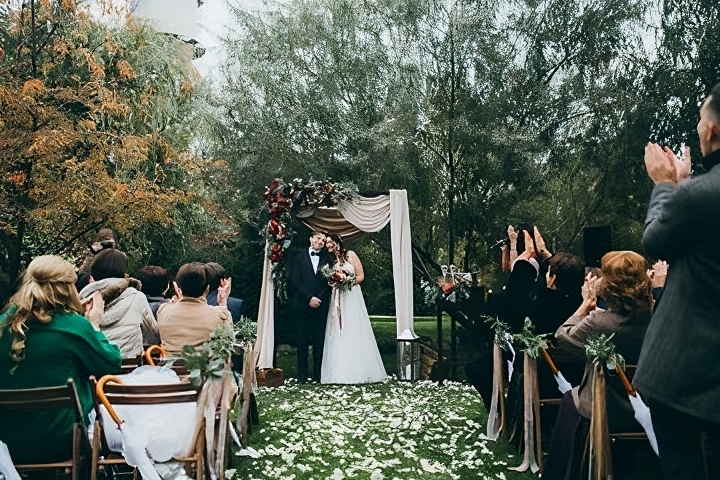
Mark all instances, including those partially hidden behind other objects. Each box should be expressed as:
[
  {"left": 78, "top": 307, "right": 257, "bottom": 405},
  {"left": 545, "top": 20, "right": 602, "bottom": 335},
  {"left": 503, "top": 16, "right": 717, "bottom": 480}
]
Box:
[{"left": 287, "top": 248, "right": 332, "bottom": 383}]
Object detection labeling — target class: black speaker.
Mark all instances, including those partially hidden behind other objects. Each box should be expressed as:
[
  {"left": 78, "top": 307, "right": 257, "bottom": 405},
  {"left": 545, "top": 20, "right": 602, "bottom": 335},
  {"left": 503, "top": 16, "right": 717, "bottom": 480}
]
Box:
[{"left": 583, "top": 226, "right": 612, "bottom": 268}]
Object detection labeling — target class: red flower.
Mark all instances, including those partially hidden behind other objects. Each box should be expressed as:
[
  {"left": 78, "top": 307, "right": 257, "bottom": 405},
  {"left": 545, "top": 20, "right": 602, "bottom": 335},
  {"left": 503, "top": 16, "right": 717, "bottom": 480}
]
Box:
[
  {"left": 268, "top": 219, "right": 279, "bottom": 235},
  {"left": 441, "top": 283, "right": 456, "bottom": 295},
  {"left": 271, "top": 242, "right": 282, "bottom": 253}
]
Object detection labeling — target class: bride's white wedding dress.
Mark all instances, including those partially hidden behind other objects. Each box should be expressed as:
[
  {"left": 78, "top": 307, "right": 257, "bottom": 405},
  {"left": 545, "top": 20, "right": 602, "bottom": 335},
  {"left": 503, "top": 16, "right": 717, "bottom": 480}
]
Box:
[{"left": 320, "top": 260, "right": 387, "bottom": 384}]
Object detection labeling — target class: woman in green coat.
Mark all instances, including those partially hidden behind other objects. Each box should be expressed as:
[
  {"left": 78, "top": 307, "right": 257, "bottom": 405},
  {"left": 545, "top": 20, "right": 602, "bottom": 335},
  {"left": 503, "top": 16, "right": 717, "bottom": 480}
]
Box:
[{"left": 0, "top": 255, "right": 122, "bottom": 464}]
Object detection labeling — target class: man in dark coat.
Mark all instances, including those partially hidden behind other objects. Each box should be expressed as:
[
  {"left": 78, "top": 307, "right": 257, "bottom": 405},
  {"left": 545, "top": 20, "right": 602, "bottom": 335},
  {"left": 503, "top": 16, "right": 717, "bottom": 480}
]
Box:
[
  {"left": 636, "top": 82, "right": 720, "bottom": 480},
  {"left": 287, "top": 231, "right": 332, "bottom": 383},
  {"left": 134, "top": 265, "right": 170, "bottom": 318}
]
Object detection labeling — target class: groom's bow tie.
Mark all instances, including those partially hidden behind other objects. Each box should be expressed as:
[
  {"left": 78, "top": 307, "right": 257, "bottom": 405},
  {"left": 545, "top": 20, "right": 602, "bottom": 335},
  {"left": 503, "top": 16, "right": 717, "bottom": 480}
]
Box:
[{"left": 310, "top": 251, "right": 319, "bottom": 256}]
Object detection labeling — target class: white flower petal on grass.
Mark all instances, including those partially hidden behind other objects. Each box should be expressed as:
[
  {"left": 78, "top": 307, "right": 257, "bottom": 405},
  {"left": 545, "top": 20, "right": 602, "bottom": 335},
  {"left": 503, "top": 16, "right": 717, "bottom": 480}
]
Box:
[{"left": 329, "top": 468, "right": 345, "bottom": 480}]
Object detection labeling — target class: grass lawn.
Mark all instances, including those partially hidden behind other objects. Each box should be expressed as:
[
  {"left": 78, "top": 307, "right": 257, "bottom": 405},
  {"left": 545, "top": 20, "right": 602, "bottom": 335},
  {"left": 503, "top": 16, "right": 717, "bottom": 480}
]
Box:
[
  {"left": 229, "top": 379, "right": 537, "bottom": 480},
  {"left": 276, "top": 316, "right": 470, "bottom": 381}
]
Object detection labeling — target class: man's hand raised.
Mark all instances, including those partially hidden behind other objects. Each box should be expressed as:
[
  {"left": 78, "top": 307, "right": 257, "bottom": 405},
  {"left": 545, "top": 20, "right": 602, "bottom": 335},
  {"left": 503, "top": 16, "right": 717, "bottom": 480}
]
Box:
[{"left": 645, "top": 143, "right": 691, "bottom": 185}]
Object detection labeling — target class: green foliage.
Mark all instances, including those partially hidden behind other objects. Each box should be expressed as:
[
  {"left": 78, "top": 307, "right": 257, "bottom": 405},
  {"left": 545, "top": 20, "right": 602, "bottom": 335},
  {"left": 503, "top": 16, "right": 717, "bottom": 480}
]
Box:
[
  {"left": 236, "top": 316, "right": 258, "bottom": 344},
  {"left": 584, "top": 333, "right": 625, "bottom": 371},
  {"left": 181, "top": 322, "right": 247, "bottom": 386},
  {"left": 209, "top": 0, "right": 710, "bottom": 313},
  {"left": 512, "top": 318, "right": 550, "bottom": 359},
  {"left": 484, "top": 315, "right": 510, "bottom": 346}
]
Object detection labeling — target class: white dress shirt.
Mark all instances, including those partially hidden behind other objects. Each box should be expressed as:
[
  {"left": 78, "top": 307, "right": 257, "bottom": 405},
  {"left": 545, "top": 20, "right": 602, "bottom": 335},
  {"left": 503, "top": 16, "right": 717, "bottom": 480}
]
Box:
[{"left": 309, "top": 247, "right": 320, "bottom": 273}]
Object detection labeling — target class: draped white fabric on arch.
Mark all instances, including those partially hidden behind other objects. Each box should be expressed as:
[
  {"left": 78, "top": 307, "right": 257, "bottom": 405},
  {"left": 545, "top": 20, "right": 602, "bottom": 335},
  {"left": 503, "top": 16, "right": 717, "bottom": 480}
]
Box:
[{"left": 254, "top": 189, "right": 416, "bottom": 369}]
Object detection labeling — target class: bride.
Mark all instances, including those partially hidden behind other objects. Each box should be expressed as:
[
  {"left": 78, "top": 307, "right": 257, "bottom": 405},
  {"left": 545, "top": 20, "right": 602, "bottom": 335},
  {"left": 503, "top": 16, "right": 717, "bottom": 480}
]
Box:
[{"left": 320, "top": 233, "right": 387, "bottom": 384}]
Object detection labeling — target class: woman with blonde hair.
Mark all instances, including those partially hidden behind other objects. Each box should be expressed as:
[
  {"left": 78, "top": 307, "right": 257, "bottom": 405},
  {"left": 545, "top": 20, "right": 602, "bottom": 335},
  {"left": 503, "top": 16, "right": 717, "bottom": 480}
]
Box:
[
  {"left": 0, "top": 255, "right": 122, "bottom": 465},
  {"left": 543, "top": 251, "right": 654, "bottom": 479}
]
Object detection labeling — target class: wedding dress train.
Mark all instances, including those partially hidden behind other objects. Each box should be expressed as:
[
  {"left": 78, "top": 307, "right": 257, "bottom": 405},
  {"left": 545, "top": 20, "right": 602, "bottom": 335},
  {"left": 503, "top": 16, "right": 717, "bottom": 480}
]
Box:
[{"left": 320, "top": 261, "right": 387, "bottom": 384}]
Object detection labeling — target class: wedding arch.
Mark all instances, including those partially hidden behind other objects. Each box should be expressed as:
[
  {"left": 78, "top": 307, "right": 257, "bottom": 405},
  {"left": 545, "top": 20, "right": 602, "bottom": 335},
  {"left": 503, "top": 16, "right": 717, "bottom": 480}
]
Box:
[{"left": 255, "top": 179, "right": 416, "bottom": 369}]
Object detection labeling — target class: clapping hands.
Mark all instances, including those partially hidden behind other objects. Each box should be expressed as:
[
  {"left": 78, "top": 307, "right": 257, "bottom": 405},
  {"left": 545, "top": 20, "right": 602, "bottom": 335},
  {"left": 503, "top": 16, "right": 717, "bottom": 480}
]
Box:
[
  {"left": 576, "top": 273, "right": 599, "bottom": 317},
  {"left": 648, "top": 260, "right": 668, "bottom": 289},
  {"left": 217, "top": 277, "right": 232, "bottom": 306},
  {"left": 84, "top": 291, "right": 105, "bottom": 328},
  {"left": 644, "top": 143, "right": 691, "bottom": 185}
]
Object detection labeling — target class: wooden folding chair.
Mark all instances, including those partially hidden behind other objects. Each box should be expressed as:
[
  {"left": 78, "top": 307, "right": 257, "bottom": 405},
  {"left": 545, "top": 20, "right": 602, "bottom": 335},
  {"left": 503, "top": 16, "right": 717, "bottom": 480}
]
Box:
[
  {"left": 608, "top": 365, "right": 648, "bottom": 445},
  {"left": 583, "top": 362, "right": 652, "bottom": 478},
  {"left": 144, "top": 345, "right": 190, "bottom": 376},
  {"left": 92, "top": 376, "right": 205, "bottom": 480},
  {"left": 121, "top": 355, "right": 143, "bottom": 374},
  {"left": 0, "top": 379, "right": 87, "bottom": 480}
]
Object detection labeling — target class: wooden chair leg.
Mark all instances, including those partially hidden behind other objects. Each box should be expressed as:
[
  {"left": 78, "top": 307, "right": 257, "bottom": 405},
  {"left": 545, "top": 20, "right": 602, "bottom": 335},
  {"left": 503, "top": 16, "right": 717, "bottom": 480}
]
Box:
[
  {"left": 91, "top": 420, "right": 101, "bottom": 480},
  {"left": 196, "top": 428, "right": 206, "bottom": 480},
  {"left": 72, "top": 422, "right": 81, "bottom": 480}
]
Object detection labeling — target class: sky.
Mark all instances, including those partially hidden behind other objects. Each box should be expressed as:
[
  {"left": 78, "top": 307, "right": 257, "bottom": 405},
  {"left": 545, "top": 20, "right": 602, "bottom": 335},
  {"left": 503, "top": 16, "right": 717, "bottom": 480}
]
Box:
[{"left": 129, "top": 0, "right": 268, "bottom": 77}]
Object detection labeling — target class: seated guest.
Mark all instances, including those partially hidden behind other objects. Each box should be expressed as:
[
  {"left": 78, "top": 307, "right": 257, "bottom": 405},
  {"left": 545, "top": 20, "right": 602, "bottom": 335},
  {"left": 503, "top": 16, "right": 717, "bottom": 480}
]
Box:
[
  {"left": 542, "top": 251, "right": 653, "bottom": 479},
  {"left": 157, "top": 262, "right": 231, "bottom": 352},
  {"left": 134, "top": 265, "right": 170, "bottom": 317},
  {"left": 0, "top": 256, "right": 122, "bottom": 464},
  {"left": 205, "top": 262, "right": 244, "bottom": 322},
  {"left": 487, "top": 236, "right": 538, "bottom": 335},
  {"left": 79, "top": 248, "right": 158, "bottom": 357},
  {"left": 76, "top": 228, "right": 117, "bottom": 291},
  {"left": 585, "top": 267, "right": 609, "bottom": 310}
]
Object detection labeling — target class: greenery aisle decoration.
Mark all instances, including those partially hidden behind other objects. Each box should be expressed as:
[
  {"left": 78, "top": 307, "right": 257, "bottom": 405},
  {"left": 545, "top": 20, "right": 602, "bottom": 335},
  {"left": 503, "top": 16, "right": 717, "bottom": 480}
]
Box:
[
  {"left": 182, "top": 321, "right": 254, "bottom": 386},
  {"left": 229, "top": 380, "right": 536, "bottom": 480}
]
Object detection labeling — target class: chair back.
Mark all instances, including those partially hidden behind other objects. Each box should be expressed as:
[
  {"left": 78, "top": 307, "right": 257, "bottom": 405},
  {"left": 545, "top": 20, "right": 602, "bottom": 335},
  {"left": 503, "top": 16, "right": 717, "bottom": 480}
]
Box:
[
  {"left": 102, "top": 381, "right": 199, "bottom": 405},
  {"left": 0, "top": 379, "right": 86, "bottom": 479},
  {"left": 0, "top": 379, "right": 83, "bottom": 420},
  {"left": 121, "top": 356, "right": 142, "bottom": 374}
]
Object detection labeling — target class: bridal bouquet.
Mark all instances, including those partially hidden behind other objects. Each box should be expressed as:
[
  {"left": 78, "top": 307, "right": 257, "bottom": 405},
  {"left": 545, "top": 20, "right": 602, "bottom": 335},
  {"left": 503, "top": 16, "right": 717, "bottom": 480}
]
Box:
[{"left": 321, "top": 265, "right": 356, "bottom": 290}]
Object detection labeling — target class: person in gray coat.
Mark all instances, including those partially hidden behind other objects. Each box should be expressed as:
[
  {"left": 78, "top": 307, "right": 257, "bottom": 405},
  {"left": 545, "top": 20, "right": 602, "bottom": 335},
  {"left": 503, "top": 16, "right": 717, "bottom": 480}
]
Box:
[{"left": 636, "top": 82, "right": 720, "bottom": 480}]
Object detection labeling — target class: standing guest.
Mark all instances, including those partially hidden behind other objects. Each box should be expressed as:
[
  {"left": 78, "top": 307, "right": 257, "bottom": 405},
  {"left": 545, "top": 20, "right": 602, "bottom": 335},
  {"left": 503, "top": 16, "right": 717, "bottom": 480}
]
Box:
[
  {"left": 529, "top": 251, "right": 585, "bottom": 335},
  {"left": 543, "top": 251, "right": 653, "bottom": 479},
  {"left": 635, "top": 82, "right": 720, "bottom": 479},
  {"left": 205, "top": 262, "right": 244, "bottom": 322},
  {"left": 79, "top": 249, "right": 157, "bottom": 357},
  {"left": 157, "top": 262, "right": 232, "bottom": 352},
  {"left": 134, "top": 265, "right": 170, "bottom": 317},
  {"left": 648, "top": 260, "right": 668, "bottom": 302},
  {"left": 287, "top": 231, "right": 332, "bottom": 383},
  {"left": 0, "top": 256, "right": 122, "bottom": 465}
]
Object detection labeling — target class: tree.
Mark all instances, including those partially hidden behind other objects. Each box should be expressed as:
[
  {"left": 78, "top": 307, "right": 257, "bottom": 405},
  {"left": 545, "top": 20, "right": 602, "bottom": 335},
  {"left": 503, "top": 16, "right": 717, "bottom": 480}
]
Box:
[{"left": 0, "top": 0, "right": 232, "bottom": 299}]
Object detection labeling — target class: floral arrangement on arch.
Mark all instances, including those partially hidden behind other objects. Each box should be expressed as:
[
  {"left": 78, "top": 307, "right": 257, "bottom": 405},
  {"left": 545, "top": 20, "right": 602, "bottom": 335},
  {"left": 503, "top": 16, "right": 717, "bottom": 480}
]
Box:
[{"left": 262, "top": 177, "right": 359, "bottom": 299}]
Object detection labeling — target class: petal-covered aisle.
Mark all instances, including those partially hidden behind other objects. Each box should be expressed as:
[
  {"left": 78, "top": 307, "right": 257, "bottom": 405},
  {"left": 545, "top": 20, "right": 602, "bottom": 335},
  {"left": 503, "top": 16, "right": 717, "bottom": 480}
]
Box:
[{"left": 229, "top": 379, "right": 536, "bottom": 480}]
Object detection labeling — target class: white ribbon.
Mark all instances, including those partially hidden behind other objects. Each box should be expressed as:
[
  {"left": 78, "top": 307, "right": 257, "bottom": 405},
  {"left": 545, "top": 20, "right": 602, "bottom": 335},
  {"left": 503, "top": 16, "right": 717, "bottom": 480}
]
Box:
[
  {"left": 510, "top": 354, "right": 541, "bottom": 474},
  {"left": 504, "top": 332, "right": 516, "bottom": 382},
  {"left": 554, "top": 372, "right": 573, "bottom": 394},
  {"left": 484, "top": 343, "right": 505, "bottom": 441},
  {"left": 0, "top": 441, "right": 21, "bottom": 480}
]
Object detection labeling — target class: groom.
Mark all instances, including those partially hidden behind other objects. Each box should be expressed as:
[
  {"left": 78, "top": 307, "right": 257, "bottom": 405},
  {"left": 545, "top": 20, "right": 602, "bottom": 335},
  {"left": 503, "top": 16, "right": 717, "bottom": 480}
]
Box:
[{"left": 287, "top": 230, "right": 332, "bottom": 383}]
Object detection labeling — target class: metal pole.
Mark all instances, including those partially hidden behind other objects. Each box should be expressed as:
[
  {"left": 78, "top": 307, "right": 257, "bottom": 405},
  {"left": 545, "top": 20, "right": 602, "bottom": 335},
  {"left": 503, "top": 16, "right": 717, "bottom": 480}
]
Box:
[
  {"left": 436, "top": 301, "right": 443, "bottom": 363},
  {"left": 451, "top": 314, "right": 457, "bottom": 379}
]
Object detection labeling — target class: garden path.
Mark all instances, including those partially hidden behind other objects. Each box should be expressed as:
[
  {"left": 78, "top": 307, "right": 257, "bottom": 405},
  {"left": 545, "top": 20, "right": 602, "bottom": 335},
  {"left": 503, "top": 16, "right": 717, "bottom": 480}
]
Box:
[{"left": 230, "top": 379, "right": 536, "bottom": 480}]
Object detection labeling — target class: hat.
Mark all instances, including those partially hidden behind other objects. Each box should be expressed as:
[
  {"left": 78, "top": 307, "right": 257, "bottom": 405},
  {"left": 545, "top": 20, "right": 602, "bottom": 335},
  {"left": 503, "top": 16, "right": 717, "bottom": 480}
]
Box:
[{"left": 90, "top": 248, "right": 128, "bottom": 281}]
